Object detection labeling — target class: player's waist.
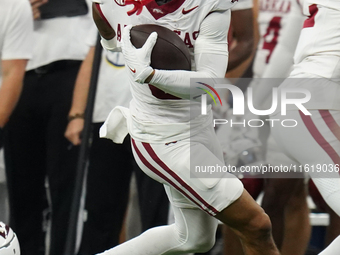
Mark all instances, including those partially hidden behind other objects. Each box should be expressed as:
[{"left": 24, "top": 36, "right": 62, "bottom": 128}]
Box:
[
  {"left": 292, "top": 54, "right": 340, "bottom": 80},
  {"left": 129, "top": 110, "right": 213, "bottom": 144},
  {"left": 130, "top": 98, "right": 203, "bottom": 123}
]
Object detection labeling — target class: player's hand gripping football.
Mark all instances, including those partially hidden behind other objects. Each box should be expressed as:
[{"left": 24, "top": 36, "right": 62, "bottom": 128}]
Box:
[{"left": 121, "top": 25, "right": 157, "bottom": 84}]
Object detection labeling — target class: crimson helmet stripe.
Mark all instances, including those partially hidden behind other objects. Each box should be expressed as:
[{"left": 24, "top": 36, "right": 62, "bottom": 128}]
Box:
[
  {"left": 142, "top": 142, "right": 220, "bottom": 215},
  {"left": 131, "top": 139, "right": 216, "bottom": 216}
]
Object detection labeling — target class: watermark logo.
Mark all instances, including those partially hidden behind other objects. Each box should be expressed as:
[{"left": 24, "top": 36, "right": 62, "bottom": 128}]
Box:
[
  {"left": 197, "top": 82, "right": 222, "bottom": 115},
  {"left": 194, "top": 79, "right": 312, "bottom": 128},
  {"left": 200, "top": 84, "right": 311, "bottom": 116}
]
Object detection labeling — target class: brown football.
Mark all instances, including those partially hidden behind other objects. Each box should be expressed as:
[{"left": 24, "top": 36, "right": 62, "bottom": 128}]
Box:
[{"left": 130, "top": 24, "right": 191, "bottom": 71}]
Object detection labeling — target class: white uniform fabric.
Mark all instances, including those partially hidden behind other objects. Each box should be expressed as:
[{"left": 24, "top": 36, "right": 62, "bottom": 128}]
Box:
[
  {"left": 283, "top": 3, "right": 340, "bottom": 110},
  {"left": 269, "top": 0, "right": 340, "bottom": 228},
  {"left": 253, "top": 0, "right": 340, "bottom": 177},
  {"left": 0, "top": 0, "right": 33, "bottom": 83},
  {"left": 26, "top": 0, "right": 94, "bottom": 70},
  {"left": 99, "top": 124, "right": 243, "bottom": 255},
  {"left": 0, "top": 0, "right": 33, "bottom": 183},
  {"left": 101, "top": 199, "right": 218, "bottom": 255},
  {"left": 126, "top": 1, "right": 232, "bottom": 126},
  {"left": 100, "top": 0, "right": 233, "bottom": 141},
  {"left": 132, "top": 124, "right": 243, "bottom": 217},
  {"left": 265, "top": 132, "right": 297, "bottom": 168},
  {"left": 271, "top": 110, "right": 340, "bottom": 215},
  {"left": 99, "top": 0, "right": 243, "bottom": 197},
  {"left": 93, "top": 51, "right": 131, "bottom": 122},
  {"left": 223, "top": 0, "right": 305, "bottom": 165},
  {"left": 96, "top": 1, "right": 244, "bottom": 254},
  {"left": 253, "top": 0, "right": 304, "bottom": 79},
  {"left": 303, "top": 0, "right": 340, "bottom": 11},
  {"left": 85, "top": 27, "right": 131, "bottom": 122},
  {"left": 319, "top": 235, "right": 340, "bottom": 255}
]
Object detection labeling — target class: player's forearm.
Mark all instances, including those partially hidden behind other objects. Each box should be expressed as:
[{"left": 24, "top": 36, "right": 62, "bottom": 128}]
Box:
[
  {"left": 227, "top": 8, "right": 254, "bottom": 71},
  {"left": 149, "top": 53, "right": 227, "bottom": 99},
  {"left": 262, "top": 11, "right": 304, "bottom": 78},
  {"left": 227, "top": 40, "right": 254, "bottom": 71},
  {"left": 0, "top": 60, "right": 27, "bottom": 127},
  {"left": 68, "top": 47, "right": 95, "bottom": 117},
  {"left": 148, "top": 10, "right": 230, "bottom": 99},
  {"left": 92, "top": 2, "right": 115, "bottom": 40}
]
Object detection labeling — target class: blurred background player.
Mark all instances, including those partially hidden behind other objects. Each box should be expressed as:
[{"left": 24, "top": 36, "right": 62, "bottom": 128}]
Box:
[
  {"left": 219, "top": 0, "right": 311, "bottom": 254},
  {"left": 226, "top": 0, "right": 255, "bottom": 73},
  {"left": 0, "top": 0, "right": 33, "bottom": 223},
  {"left": 250, "top": 1, "right": 311, "bottom": 254},
  {"left": 270, "top": 0, "right": 340, "bottom": 254},
  {"left": 3, "top": 0, "right": 94, "bottom": 254}
]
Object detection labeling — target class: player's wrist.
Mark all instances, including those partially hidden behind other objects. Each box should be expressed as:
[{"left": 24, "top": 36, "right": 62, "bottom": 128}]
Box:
[
  {"left": 68, "top": 113, "right": 85, "bottom": 123},
  {"left": 134, "top": 66, "right": 154, "bottom": 84},
  {"left": 100, "top": 36, "right": 120, "bottom": 52},
  {"left": 144, "top": 69, "right": 155, "bottom": 83}
]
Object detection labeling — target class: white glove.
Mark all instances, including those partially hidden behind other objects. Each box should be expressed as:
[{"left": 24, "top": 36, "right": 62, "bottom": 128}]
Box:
[{"left": 121, "top": 25, "right": 157, "bottom": 83}]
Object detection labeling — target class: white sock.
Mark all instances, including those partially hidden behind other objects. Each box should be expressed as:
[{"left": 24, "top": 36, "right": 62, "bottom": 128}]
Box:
[{"left": 97, "top": 205, "right": 218, "bottom": 255}]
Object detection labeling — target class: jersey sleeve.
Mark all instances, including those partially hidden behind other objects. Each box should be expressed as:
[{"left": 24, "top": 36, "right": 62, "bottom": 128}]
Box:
[
  {"left": 2, "top": 0, "right": 34, "bottom": 60},
  {"left": 253, "top": 1, "right": 304, "bottom": 109},
  {"left": 262, "top": 1, "right": 304, "bottom": 78},
  {"left": 149, "top": 10, "right": 230, "bottom": 100}
]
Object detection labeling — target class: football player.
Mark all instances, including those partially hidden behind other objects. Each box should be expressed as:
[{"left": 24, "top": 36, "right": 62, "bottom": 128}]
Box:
[
  {"left": 92, "top": 0, "right": 280, "bottom": 254},
  {"left": 270, "top": 0, "right": 340, "bottom": 254}
]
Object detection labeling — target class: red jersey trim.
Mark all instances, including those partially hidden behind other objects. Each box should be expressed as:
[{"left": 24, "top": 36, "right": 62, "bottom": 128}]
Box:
[{"left": 303, "top": 4, "right": 318, "bottom": 28}]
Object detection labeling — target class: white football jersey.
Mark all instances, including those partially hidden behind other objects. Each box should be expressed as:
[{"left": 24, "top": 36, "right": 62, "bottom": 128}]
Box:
[
  {"left": 0, "top": 0, "right": 33, "bottom": 84},
  {"left": 253, "top": 0, "right": 303, "bottom": 78},
  {"left": 293, "top": 0, "right": 340, "bottom": 70},
  {"left": 97, "top": 0, "right": 235, "bottom": 125},
  {"left": 280, "top": 0, "right": 340, "bottom": 111},
  {"left": 303, "top": 0, "right": 340, "bottom": 11}
]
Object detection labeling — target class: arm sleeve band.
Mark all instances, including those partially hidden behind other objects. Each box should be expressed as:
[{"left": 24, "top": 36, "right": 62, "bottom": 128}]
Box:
[{"left": 100, "top": 36, "right": 121, "bottom": 52}]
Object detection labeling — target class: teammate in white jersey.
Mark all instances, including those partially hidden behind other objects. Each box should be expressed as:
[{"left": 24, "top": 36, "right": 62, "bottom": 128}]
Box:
[
  {"left": 0, "top": 0, "right": 33, "bottom": 146},
  {"left": 92, "top": 0, "right": 280, "bottom": 254},
  {"left": 250, "top": 1, "right": 311, "bottom": 254},
  {"left": 221, "top": 1, "right": 310, "bottom": 254},
  {"left": 0, "top": 0, "right": 33, "bottom": 224},
  {"left": 269, "top": 0, "right": 340, "bottom": 254}
]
